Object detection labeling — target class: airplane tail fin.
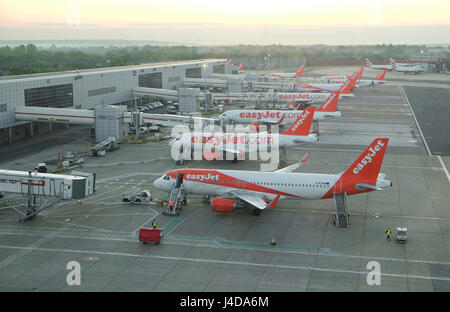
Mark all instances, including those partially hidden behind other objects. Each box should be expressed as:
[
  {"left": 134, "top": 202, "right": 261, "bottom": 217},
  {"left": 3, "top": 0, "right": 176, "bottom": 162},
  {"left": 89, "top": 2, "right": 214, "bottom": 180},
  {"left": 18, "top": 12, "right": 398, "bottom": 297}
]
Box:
[
  {"left": 317, "top": 91, "right": 340, "bottom": 112},
  {"left": 295, "top": 64, "right": 305, "bottom": 77},
  {"left": 375, "top": 69, "right": 386, "bottom": 81},
  {"left": 340, "top": 138, "right": 389, "bottom": 185},
  {"left": 339, "top": 78, "right": 355, "bottom": 94},
  {"left": 389, "top": 57, "right": 394, "bottom": 64},
  {"left": 281, "top": 107, "right": 315, "bottom": 136},
  {"left": 227, "top": 59, "right": 232, "bottom": 66},
  {"left": 357, "top": 65, "right": 364, "bottom": 78},
  {"left": 238, "top": 62, "right": 244, "bottom": 72}
]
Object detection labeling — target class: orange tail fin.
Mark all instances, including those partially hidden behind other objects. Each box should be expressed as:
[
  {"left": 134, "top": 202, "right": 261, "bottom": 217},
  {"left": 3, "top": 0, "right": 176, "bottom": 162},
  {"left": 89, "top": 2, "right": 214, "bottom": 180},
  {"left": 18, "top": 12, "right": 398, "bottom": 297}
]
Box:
[
  {"left": 375, "top": 69, "right": 386, "bottom": 81},
  {"left": 295, "top": 64, "right": 305, "bottom": 77},
  {"left": 317, "top": 91, "right": 340, "bottom": 112},
  {"left": 341, "top": 138, "right": 389, "bottom": 185},
  {"left": 238, "top": 62, "right": 244, "bottom": 71},
  {"left": 339, "top": 78, "right": 354, "bottom": 94},
  {"left": 357, "top": 65, "right": 364, "bottom": 78},
  {"left": 227, "top": 59, "right": 232, "bottom": 66},
  {"left": 281, "top": 107, "right": 315, "bottom": 136}
]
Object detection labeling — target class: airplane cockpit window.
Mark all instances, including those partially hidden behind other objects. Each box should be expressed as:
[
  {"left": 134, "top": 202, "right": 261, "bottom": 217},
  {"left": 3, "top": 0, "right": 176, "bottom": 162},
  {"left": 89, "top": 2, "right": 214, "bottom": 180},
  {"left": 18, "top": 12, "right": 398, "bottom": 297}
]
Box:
[{"left": 163, "top": 175, "right": 170, "bottom": 180}]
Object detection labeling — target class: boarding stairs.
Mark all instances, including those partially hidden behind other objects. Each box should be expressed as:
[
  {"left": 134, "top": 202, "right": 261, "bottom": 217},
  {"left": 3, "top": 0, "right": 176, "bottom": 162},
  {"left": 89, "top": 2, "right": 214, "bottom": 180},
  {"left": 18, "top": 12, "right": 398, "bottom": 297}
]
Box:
[
  {"left": 333, "top": 192, "right": 349, "bottom": 228},
  {"left": 163, "top": 173, "right": 185, "bottom": 216}
]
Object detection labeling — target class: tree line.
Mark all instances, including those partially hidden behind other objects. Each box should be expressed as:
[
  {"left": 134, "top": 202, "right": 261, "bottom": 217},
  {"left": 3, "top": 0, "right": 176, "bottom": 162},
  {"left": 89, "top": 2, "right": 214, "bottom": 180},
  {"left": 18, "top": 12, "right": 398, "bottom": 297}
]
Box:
[{"left": 0, "top": 43, "right": 434, "bottom": 76}]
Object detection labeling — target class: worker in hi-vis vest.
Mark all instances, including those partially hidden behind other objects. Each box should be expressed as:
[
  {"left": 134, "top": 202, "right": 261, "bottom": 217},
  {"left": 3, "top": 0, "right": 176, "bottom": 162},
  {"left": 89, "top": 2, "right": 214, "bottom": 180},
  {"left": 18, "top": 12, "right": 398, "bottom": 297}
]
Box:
[
  {"left": 152, "top": 219, "right": 157, "bottom": 229},
  {"left": 385, "top": 228, "right": 391, "bottom": 241}
]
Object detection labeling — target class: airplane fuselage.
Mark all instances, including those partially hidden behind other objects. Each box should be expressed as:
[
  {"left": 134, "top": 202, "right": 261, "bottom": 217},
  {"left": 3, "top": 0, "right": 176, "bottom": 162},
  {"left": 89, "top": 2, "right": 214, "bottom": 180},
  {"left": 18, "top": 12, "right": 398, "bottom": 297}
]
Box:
[
  {"left": 154, "top": 169, "right": 391, "bottom": 200},
  {"left": 171, "top": 131, "right": 318, "bottom": 155},
  {"left": 219, "top": 110, "right": 342, "bottom": 124}
]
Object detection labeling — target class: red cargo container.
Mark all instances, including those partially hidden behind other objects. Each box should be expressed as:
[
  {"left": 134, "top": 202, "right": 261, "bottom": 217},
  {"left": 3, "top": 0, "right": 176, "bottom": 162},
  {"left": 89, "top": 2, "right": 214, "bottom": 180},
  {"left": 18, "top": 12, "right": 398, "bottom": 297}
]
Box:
[{"left": 139, "top": 228, "right": 163, "bottom": 244}]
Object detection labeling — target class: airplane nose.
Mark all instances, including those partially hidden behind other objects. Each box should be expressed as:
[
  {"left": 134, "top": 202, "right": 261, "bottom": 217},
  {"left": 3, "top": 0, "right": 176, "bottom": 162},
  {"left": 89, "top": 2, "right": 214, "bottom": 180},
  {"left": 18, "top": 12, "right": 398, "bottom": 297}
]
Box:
[{"left": 153, "top": 178, "right": 161, "bottom": 189}]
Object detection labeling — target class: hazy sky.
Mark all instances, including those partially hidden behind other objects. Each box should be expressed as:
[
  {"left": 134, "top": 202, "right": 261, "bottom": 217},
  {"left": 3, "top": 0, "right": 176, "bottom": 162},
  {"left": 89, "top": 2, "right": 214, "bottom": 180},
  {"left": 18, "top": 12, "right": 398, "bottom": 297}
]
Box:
[{"left": 1, "top": 0, "right": 449, "bottom": 44}]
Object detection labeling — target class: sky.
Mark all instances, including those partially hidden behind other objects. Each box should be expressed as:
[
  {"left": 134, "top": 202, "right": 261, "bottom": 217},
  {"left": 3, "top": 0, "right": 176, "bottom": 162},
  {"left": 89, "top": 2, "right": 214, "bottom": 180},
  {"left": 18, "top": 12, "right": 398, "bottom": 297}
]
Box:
[{"left": 0, "top": 0, "right": 449, "bottom": 45}]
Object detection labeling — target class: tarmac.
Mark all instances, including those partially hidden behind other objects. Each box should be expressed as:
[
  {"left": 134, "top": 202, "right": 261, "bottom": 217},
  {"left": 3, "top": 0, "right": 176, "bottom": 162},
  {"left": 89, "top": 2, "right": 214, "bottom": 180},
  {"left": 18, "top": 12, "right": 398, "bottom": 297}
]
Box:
[{"left": 0, "top": 70, "right": 450, "bottom": 292}]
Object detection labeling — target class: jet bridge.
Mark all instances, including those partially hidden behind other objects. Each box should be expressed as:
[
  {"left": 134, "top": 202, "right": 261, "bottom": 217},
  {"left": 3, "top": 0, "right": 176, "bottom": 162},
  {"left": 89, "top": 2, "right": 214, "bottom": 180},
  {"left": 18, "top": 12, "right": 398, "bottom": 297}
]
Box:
[
  {"left": 134, "top": 86, "right": 346, "bottom": 105},
  {"left": 0, "top": 169, "right": 96, "bottom": 222}
]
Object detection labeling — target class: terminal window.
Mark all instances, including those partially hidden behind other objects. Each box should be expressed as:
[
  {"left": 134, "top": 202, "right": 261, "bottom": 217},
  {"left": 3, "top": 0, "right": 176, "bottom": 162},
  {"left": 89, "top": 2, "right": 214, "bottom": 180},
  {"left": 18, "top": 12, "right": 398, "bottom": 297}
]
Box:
[
  {"left": 88, "top": 86, "right": 116, "bottom": 97},
  {"left": 0, "top": 104, "right": 6, "bottom": 112},
  {"left": 139, "top": 72, "right": 162, "bottom": 88},
  {"left": 213, "top": 64, "right": 225, "bottom": 74},
  {"left": 185, "top": 67, "right": 201, "bottom": 78},
  {"left": 24, "top": 84, "right": 73, "bottom": 108}
]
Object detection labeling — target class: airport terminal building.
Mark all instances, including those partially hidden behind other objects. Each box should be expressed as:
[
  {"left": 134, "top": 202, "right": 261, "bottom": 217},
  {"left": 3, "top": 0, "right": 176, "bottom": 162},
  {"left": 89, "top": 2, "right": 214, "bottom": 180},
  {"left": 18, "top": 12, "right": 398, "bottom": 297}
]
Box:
[{"left": 0, "top": 59, "right": 227, "bottom": 143}]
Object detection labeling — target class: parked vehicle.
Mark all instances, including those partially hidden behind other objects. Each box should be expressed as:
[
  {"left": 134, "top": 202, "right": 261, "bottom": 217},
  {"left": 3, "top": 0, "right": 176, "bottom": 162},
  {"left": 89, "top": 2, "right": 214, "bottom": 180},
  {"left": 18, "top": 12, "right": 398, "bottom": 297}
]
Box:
[
  {"left": 123, "top": 190, "right": 152, "bottom": 203},
  {"left": 167, "top": 105, "right": 177, "bottom": 114}
]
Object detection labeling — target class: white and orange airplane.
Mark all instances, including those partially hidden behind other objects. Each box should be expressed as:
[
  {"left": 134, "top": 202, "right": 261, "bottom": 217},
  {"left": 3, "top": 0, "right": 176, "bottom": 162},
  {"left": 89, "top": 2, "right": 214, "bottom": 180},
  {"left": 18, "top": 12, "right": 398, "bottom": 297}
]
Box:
[
  {"left": 170, "top": 107, "right": 318, "bottom": 163},
  {"left": 219, "top": 90, "right": 343, "bottom": 125},
  {"left": 322, "top": 70, "right": 386, "bottom": 87},
  {"left": 261, "top": 64, "right": 305, "bottom": 79},
  {"left": 238, "top": 62, "right": 244, "bottom": 72},
  {"left": 154, "top": 138, "right": 392, "bottom": 215}
]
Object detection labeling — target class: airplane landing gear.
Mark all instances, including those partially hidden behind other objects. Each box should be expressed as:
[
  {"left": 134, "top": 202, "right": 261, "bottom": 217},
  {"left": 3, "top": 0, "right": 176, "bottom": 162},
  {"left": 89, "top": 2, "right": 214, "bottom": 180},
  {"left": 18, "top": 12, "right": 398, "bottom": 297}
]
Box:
[{"left": 252, "top": 208, "right": 262, "bottom": 216}]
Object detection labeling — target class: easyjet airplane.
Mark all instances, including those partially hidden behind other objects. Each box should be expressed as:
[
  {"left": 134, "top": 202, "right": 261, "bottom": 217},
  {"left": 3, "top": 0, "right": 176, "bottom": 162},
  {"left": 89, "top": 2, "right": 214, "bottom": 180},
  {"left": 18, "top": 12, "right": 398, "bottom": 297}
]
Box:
[
  {"left": 170, "top": 107, "right": 318, "bottom": 163},
  {"left": 154, "top": 138, "right": 392, "bottom": 215},
  {"left": 294, "top": 70, "right": 359, "bottom": 93},
  {"left": 322, "top": 70, "right": 386, "bottom": 87},
  {"left": 365, "top": 58, "right": 395, "bottom": 71},
  {"left": 320, "top": 65, "right": 364, "bottom": 81},
  {"left": 261, "top": 64, "right": 305, "bottom": 79},
  {"left": 219, "top": 90, "right": 342, "bottom": 125}
]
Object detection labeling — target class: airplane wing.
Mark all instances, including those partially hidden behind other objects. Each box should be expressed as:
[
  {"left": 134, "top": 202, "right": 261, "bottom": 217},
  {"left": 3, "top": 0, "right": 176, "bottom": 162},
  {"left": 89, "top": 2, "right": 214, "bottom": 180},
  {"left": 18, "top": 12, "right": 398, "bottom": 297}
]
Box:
[
  {"left": 228, "top": 190, "right": 269, "bottom": 210},
  {"left": 275, "top": 151, "right": 310, "bottom": 173},
  {"left": 355, "top": 183, "right": 383, "bottom": 191}
]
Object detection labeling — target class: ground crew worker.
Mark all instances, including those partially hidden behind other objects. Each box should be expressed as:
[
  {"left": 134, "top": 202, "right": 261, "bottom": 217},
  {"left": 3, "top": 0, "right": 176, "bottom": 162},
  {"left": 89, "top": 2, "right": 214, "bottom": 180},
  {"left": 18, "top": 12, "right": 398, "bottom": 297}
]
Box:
[
  {"left": 169, "top": 200, "right": 173, "bottom": 209},
  {"left": 385, "top": 227, "right": 391, "bottom": 241},
  {"left": 152, "top": 219, "right": 157, "bottom": 229}
]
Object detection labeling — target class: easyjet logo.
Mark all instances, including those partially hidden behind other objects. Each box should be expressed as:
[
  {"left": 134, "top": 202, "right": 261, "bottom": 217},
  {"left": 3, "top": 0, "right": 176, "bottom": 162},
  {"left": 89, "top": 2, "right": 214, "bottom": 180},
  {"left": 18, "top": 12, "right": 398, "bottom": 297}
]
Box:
[
  {"left": 186, "top": 173, "right": 220, "bottom": 181},
  {"left": 238, "top": 111, "right": 303, "bottom": 121},
  {"left": 239, "top": 111, "right": 283, "bottom": 120},
  {"left": 320, "top": 93, "right": 337, "bottom": 110},
  {"left": 191, "top": 135, "right": 273, "bottom": 145},
  {"left": 278, "top": 93, "right": 311, "bottom": 100},
  {"left": 290, "top": 110, "right": 310, "bottom": 132},
  {"left": 353, "top": 140, "right": 385, "bottom": 174}
]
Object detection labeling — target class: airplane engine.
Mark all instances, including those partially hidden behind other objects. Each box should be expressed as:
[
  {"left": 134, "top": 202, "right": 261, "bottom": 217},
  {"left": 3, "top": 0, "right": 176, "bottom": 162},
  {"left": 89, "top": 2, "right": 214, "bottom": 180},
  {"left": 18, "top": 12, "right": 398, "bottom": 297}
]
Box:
[{"left": 210, "top": 197, "right": 237, "bottom": 213}]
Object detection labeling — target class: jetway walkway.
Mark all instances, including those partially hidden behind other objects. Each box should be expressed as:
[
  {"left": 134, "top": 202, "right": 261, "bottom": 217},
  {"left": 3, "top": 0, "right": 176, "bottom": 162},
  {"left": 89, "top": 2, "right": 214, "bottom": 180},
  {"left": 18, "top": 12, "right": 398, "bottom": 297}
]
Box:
[
  {"left": 134, "top": 87, "right": 349, "bottom": 104},
  {"left": 0, "top": 169, "right": 96, "bottom": 221},
  {"left": 15, "top": 106, "right": 217, "bottom": 130}
]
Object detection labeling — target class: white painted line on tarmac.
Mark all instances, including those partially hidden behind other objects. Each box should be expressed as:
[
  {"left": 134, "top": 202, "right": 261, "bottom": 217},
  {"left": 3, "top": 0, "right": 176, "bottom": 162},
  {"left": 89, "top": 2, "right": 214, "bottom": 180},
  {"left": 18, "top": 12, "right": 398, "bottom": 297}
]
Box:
[
  {"left": 131, "top": 209, "right": 159, "bottom": 236},
  {"left": 2, "top": 230, "right": 450, "bottom": 267},
  {"left": 437, "top": 156, "right": 450, "bottom": 185},
  {"left": 401, "top": 85, "right": 450, "bottom": 185},
  {"left": 0, "top": 244, "right": 449, "bottom": 283},
  {"left": 400, "top": 85, "right": 432, "bottom": 156}
]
